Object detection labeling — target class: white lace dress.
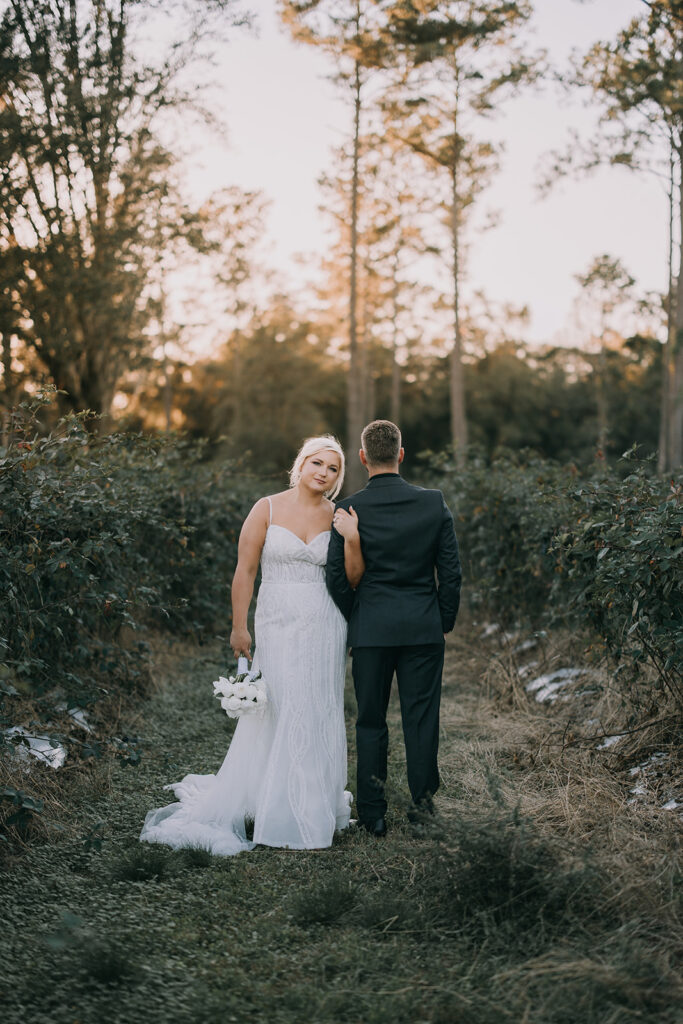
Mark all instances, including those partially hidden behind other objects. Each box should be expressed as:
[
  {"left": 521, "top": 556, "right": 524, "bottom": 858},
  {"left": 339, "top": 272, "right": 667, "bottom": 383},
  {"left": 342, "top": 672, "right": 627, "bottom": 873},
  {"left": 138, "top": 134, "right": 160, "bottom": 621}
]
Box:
[{"left": 139, "top": 520, "right": 352, "bottom": 855}]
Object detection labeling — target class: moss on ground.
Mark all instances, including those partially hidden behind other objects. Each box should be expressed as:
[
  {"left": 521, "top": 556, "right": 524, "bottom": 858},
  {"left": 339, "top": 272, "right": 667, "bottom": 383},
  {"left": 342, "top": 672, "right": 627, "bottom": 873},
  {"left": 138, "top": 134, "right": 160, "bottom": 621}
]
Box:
[{"left": 1, "top": 630, "right": 680, "bottom": 1024}]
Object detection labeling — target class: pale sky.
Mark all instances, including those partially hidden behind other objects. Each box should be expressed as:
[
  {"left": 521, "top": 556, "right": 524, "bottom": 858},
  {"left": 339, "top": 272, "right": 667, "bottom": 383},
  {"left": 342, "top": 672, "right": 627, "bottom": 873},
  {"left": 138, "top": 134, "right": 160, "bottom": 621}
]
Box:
[{"left": 181, "top": 0, "right": 666, "bottom": 349}]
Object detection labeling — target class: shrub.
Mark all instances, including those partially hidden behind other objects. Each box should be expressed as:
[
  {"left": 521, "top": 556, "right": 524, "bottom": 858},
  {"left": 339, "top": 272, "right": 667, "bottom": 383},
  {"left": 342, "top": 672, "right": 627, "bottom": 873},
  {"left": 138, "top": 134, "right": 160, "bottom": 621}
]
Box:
[
  {"left": 429, "top": 449, "right": 577, "bottom": 623},
  {"left": 553, "top": 460, "right": 683, "bottom": 710},
  {"left": 427, "top": 449, "right": 682, "bottom": 714},
  {"left": 0, "top": 397, "right": 261, "bottom": 709}
]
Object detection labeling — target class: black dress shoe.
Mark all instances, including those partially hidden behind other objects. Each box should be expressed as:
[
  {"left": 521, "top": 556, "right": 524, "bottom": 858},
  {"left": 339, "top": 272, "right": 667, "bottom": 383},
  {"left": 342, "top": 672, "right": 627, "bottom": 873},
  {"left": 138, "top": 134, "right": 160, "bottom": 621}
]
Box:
[{"left": 359, "top": 816, "right": 387, "bottom": 837}]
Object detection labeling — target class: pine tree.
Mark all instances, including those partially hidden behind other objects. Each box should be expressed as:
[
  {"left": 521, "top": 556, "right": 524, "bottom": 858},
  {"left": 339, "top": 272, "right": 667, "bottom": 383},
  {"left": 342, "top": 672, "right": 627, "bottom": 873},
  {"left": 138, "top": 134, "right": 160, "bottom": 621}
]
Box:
[
  {"left": 546, "top": 0, "right": 683, "bottom": 469},
  {"left": 378, "top": 0, "right": 539, "bottom": 465}
]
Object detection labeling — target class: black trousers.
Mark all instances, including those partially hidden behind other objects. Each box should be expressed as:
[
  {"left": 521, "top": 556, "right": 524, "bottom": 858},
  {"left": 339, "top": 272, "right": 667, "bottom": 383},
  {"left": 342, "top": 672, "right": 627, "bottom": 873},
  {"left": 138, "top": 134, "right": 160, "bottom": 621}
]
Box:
[{"left": 350, "top": 643, "right": 445, "bottom": 822}]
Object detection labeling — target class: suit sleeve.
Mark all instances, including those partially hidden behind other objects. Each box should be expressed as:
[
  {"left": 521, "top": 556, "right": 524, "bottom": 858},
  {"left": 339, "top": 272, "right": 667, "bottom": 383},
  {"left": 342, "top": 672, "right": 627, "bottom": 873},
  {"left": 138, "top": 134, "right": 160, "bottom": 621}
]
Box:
[
  {"left": 436, "top": 494, "right": 462, "bottom": 633},
  {"left": 326, "top": 517, "right": 356, "bottom": 621}
]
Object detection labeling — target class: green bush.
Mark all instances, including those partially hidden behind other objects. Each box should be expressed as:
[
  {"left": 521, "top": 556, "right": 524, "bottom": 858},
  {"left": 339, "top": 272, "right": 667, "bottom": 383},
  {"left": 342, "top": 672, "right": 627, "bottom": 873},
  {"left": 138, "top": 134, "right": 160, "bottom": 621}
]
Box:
[
  {"left": 553, "top": 458, "right": 683, "bottom": 709},
  {"left": 0, "top": 398, "right": 260, "bottom": 709},
  {"left": 428, "top": 449, "right": 682, "bottom": 712},
  {"left": 430, "top": 450, "right": 575, "bottom": 621}
]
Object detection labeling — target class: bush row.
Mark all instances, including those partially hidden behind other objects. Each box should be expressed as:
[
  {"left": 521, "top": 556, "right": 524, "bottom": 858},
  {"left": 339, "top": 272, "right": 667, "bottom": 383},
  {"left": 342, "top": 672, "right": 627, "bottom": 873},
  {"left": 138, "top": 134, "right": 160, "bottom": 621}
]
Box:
[
  {"left": 430, "top": 450, "right": 682, "bottom": 711},
  {"left": 2, "top": 401, "right": 680, "bottom": 721},
  {"left": 0, "top": 400, "right": 261, "bottom": 710}
]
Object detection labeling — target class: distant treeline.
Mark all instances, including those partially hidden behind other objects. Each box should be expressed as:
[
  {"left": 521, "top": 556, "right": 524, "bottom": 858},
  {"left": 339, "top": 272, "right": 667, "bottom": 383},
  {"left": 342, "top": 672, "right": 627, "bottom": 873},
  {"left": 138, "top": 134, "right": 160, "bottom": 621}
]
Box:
[{"left": 110, "top": 308, "right": 662, "bottom": 474}]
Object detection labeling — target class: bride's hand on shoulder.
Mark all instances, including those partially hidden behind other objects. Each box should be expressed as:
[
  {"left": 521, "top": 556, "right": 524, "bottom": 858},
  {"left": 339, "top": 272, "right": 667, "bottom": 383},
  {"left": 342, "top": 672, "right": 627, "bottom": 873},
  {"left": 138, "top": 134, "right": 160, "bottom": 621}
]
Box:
[
  {"left": 333, "top": 506, "right": 359, "bottom": 541},
  {"left": 230, "top": 627, "right": 252, "bottom": 660}
]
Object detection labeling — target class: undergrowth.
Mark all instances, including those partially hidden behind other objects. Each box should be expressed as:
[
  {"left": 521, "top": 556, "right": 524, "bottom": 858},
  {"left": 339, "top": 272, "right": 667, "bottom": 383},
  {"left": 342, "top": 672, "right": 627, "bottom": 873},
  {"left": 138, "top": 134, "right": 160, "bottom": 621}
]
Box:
[{"left": 1, "top": 633, "right": 680, "bottom": 1024}]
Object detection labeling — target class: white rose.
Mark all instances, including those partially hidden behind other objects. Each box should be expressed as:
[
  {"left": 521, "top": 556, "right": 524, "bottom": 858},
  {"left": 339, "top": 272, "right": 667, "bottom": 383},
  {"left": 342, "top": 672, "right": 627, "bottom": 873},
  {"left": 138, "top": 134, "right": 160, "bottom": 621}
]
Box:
[
  {"left": 234, "top": 683, "right": 248, "bottom": 699},
  {"left": 246, "top": 683, "right": 258, "bottom": 700},
  {"left": 227, "top": 695, "right": 241, "bottom": 711},
  {"left": 255, "top": 689, "right": 267, "bottom": 704}
]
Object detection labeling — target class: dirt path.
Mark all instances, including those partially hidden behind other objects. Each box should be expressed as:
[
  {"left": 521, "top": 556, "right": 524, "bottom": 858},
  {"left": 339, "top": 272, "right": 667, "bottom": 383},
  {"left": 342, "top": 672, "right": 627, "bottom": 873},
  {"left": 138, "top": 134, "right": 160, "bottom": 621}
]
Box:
[{"left": 1, "top": 626, "right": 680, "bottom": 1024}]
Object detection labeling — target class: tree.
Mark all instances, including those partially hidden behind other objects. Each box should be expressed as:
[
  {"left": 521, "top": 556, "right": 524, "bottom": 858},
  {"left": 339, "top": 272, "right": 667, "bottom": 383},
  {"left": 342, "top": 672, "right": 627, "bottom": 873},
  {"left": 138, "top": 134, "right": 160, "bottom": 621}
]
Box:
[
  {"left": 545, "top": 0, "right": 683, "bottom": 469},
  {"left": 378, "top": 0, "right": 539, "bottom": 466},
  {"left": 185, "top": 301, "right": 346, "bottom": 467},
  {"left": 0, "top": 0, "right": 245, "bottom": 428},
  {"left": 574, "top": 255, "right": 637, "bottom": 453},
  {"left": 281, "top": 0, "right": 387, "bottom": 490},
  {"left": 318, "top": 132, "right": 435, "bottom": 433}
]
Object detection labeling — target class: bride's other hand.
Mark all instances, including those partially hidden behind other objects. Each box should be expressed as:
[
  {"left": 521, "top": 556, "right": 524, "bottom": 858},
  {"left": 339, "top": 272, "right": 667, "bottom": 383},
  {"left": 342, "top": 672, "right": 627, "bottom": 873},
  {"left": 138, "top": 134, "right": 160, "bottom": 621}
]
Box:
[
  {"left": 334, "top": 507, "right": 365, "bottom": 589},
  {"left": 230, "top": 627, "right": 252, "bottom": 660},
  {"left": 333, "top": 506, "right": 359, "bottom": 539}
]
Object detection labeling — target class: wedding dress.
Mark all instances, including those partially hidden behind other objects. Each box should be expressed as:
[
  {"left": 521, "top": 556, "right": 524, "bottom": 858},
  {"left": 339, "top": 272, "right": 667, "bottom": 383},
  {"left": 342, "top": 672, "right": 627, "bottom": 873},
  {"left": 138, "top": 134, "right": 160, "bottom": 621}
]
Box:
[{"left": 140, "top": 506, "right": 352, "bottom": 855}]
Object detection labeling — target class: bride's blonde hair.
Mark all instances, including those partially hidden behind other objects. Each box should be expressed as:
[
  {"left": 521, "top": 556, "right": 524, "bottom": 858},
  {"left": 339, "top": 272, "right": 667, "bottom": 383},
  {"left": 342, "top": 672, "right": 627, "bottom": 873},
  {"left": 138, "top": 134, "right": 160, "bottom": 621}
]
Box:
[{"left": 289, "top": 435, "right": 345, "bottom": 500}]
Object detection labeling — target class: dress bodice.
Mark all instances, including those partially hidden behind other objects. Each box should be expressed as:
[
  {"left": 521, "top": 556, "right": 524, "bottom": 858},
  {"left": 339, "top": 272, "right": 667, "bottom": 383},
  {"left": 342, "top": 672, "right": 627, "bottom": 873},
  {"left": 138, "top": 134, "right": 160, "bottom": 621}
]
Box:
[{"left": 260, "top": 524, "right": 330, "bottom": 585}]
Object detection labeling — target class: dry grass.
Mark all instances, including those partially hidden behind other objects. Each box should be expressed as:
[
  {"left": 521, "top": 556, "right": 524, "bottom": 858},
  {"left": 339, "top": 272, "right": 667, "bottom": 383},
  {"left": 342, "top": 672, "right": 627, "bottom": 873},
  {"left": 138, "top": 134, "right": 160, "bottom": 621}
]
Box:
[
  {"left": 1, "top": 617, "right": 681, "bottom": 1023},
  {"left": 0, "top": 631, "right": 203, "bottom": 858}
]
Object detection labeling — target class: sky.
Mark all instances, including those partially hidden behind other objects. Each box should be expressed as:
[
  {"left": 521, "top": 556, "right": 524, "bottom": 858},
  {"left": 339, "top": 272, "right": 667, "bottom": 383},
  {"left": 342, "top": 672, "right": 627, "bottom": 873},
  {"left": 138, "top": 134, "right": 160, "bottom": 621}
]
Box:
[{"left": 180, "top": 0, "right": 666, "bottom": 349}]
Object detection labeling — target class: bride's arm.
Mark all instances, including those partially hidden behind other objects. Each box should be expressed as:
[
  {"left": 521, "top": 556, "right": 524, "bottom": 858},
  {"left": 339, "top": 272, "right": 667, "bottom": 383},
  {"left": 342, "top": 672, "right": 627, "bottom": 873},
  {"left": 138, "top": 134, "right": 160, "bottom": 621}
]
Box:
[
  {"left": 230, "top": 498, "right": 269, "bottom": 659},
  {"left": 333, "top": 506, "right": 365, "bottom": 588}
]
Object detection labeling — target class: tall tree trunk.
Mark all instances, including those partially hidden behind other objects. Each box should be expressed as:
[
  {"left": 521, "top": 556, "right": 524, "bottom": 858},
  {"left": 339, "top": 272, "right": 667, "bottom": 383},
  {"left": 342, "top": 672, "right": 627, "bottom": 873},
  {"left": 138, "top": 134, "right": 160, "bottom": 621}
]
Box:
[
  {"left": 671, "top": 150, "right": 683, "bottom": 469},
  {"left": 359, "top": 261, "right": 372, "bottom": 423},
  {"left": 159, "top": 287, "right": 172, "bottom": 432},
  {"left": 390, "top": 252, "right": 401, "bottom": 425},
  {"left": 596, "top": 331, "right": 609, "bottom": 454},
  {"left": 658, "top": 139, "right": 676, "bottom": 472},
  {"left": 450, "top": 153, "right": 467, "bottom": 467},
  {"left": 449, "top": 63, "right": 467, "bottom": 467},
  {"left": 346, "top": 56, "right": 365, "bottom": 491},
  {"left": 659, "top": 145, "right": 675, "bottom": 471},
  {"left": 1, "top": 330, "right": 13, "bottom": 447}
]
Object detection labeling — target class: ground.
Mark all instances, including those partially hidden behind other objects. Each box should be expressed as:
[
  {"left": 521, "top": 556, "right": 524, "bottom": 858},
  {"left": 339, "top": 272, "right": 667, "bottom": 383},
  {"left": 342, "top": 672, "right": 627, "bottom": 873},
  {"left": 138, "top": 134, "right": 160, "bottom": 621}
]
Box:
[{"left": 1, "top": 618, "right": 681, "bottom": 1024}]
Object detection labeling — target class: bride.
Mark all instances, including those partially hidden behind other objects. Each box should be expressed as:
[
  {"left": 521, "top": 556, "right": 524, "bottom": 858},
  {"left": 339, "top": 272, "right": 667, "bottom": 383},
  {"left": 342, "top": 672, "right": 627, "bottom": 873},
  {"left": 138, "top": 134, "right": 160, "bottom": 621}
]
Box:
[{"left": 140, "top": 435, "right": 361, "bottom": 855}]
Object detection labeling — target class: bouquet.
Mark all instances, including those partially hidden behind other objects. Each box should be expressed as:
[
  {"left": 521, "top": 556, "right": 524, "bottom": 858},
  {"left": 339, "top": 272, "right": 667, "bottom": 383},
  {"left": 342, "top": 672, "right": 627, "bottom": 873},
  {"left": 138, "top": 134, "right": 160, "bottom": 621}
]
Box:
[{"left": 213, "top": 656, "right": 268, "bottom": 719}]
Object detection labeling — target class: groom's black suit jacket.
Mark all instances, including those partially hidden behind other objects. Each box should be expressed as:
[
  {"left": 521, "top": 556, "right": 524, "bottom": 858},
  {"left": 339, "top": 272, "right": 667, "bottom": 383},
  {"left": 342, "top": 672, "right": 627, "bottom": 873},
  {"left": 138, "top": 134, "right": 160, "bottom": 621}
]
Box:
[{"left": 326, "top": 473, "right": 462, "bottom": 647}]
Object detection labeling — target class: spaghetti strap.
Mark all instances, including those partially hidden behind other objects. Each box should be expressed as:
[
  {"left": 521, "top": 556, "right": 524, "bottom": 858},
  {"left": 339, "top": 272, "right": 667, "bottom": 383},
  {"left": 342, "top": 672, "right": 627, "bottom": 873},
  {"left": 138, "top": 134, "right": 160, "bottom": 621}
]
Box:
[{"left": 266, "top": 496, "right": 273, "bottom": 525}]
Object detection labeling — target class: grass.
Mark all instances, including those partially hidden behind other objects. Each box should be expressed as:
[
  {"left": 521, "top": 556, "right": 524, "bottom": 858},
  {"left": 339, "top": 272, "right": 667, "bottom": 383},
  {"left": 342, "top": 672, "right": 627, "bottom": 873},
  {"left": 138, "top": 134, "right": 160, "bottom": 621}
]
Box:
[{"left": 0, "top": 623, "right": 681, "bottom": 1023}]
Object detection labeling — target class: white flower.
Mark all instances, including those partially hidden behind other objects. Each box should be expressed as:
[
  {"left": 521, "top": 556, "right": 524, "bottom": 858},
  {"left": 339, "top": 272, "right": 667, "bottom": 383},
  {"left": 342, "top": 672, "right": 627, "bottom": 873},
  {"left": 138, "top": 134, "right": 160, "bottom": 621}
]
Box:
[
  {"left": 245, "top": 683, "right": 258, "bottom": 700},
  {"left": 255, "top": 689, "right": 267, "bottom": 704},
  {"left": 234, "top": 682, "right": 249, "bottom": 699},
  {"left": 213, "top": 676, "right": 230, "bottom": 696}
]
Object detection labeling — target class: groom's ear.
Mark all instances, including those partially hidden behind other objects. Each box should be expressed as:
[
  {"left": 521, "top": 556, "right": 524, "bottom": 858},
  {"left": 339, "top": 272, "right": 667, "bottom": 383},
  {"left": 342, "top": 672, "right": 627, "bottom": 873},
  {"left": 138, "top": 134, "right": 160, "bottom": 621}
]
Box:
[
  {"left": 359, "top": 448, "right": 368, "bottom": 467},
  {"left": 398, "top": 447, "right": 405, "bottom": 464}
]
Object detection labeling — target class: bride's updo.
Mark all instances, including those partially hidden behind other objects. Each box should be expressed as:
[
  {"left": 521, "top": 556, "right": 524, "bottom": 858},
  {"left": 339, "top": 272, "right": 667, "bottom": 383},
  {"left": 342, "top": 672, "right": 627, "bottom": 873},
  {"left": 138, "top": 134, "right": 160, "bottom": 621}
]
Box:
[{"left": 289, "top": 435, "right": 346, "bottom": 500}]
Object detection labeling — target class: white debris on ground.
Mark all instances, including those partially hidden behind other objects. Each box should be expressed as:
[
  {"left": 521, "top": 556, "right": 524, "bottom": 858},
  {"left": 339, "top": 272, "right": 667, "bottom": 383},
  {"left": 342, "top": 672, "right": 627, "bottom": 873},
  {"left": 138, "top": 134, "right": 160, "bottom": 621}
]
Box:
[
  {"left": 517, "top": 661, "right": 539, "bottom": 680},
  {"left": 525, "top": 667, "right": 586, "bottom": 703},
  {"left": 629, "top": 752, "right": 668, "bottom": 776},
  {"left": 626, "top": 751, "right": 681, "bottom": 815},
  {"left": 596, "top": 734, "right": 624, "bottom": 750},
  {"left": 478, "top": 622, "right": 516, "bottom": 644},
  {"left": 4, "top": 726, "right": 67, "bottom": 768},
  {"left": 512, "top": 632, "right": 547, "bottom": 656},
  {"left": 55, "top": 704, "right": 93, "bottom": 732}
]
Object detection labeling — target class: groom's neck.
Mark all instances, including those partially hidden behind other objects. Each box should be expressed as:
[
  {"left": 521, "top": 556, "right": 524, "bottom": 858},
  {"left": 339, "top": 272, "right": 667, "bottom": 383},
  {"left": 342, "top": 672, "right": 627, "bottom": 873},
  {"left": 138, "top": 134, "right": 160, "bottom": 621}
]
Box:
[{"left": 366, "top": 464, "right": 400, "bottom": 478}]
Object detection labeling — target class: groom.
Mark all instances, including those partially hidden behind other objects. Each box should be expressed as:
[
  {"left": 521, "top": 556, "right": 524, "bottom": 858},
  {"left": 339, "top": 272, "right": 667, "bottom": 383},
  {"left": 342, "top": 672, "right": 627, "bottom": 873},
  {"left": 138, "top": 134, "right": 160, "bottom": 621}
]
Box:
[{"left": 326, "top": 420, "right": 462, "bottom": 836}]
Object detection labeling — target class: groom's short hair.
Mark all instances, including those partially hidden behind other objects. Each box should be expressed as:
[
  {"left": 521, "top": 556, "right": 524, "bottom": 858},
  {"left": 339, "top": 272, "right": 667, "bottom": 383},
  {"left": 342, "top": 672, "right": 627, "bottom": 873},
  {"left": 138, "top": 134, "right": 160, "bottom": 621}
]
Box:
[{"left": 361, "top": 420, "right": 402, "bottom": 466}]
